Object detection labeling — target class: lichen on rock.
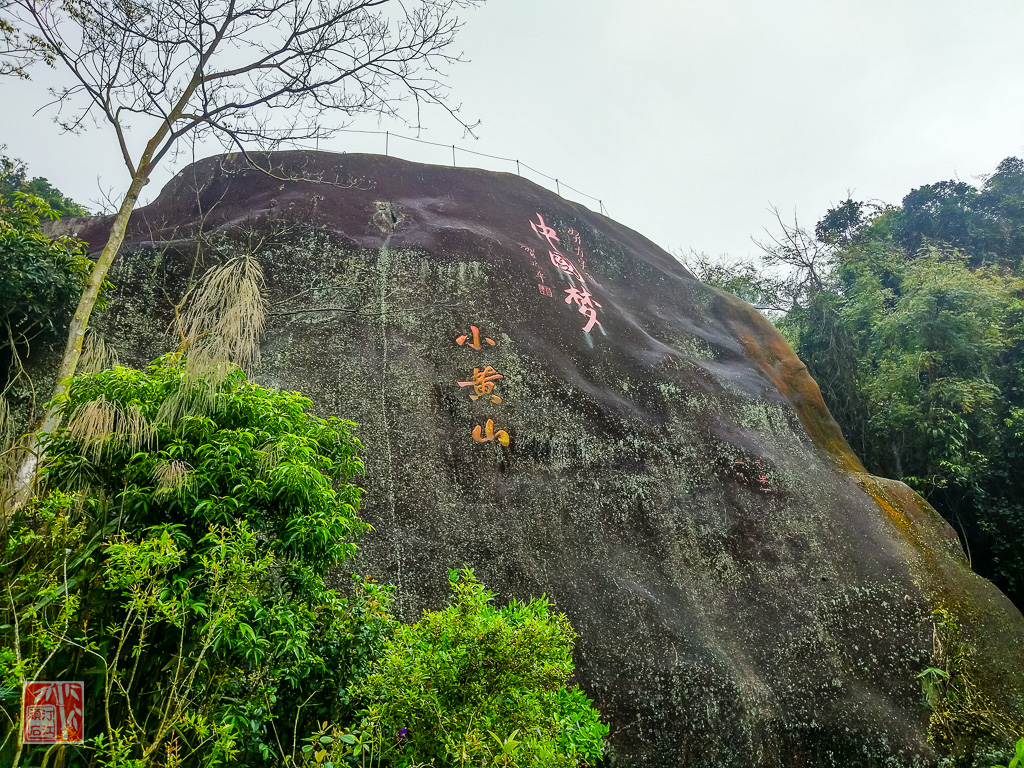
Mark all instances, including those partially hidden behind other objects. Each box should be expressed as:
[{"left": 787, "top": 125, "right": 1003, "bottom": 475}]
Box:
[{"left": 52, "top": 150, "right": 1024, "bottom": 768}]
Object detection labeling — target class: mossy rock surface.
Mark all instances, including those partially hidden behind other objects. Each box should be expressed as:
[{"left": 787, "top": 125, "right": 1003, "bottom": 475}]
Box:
[{"left": 48, "top": 151, "right": 1024, "bottom": 767}]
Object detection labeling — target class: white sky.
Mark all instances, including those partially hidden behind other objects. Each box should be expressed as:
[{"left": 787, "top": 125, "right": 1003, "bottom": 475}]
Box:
[{"left": 3, "top": 0, "right": 1024, "bottom": 260}]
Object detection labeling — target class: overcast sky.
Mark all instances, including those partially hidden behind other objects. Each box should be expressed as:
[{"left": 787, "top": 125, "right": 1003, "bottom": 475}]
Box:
[{"left": 3, "top": 0, "right": 1024, "bottom": 260}]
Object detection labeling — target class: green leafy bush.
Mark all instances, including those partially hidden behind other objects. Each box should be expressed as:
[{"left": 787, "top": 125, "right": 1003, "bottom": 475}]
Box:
[
  {"left": 42, "top": 360, "right": 368, "bottom": 573},
  {"left": 993, "top": 736, "right": 1024, "bottom": 768},
  {"left": 347, "top": 568, "right": 607, "bottom": 768},
  {"left": 1, "top": 154, "right": 90, "bottom": 218},
  {"left": 1, "top": 359, "right": 387, "bottom": 767},
  {"left": 0, "top": 191, "right": 94, "bottom": 385},
  {"left": 2, "top": 361, "right": 606, "bottom": 767}
]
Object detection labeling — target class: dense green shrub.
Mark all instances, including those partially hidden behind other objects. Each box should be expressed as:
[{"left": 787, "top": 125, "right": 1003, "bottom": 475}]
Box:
[
  {"left": 1, "top": 360, "right": 384, "bottom": 767},
  {"left": 2, "top": 361, "right": 607, "bottom": 768},
  {"left": 42, "top": 360, "right": 368, "bottom": 572},
  {"left": 0, "top": 191, "right": 93, "bottom": 389},
  {"left": 346, "top": 568, "right": 608, "bottom": 768}
]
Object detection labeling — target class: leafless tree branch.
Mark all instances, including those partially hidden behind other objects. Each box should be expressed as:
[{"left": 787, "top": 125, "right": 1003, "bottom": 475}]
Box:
[{"left": 3, "top": 0, "right": 484, "bottom": 498}]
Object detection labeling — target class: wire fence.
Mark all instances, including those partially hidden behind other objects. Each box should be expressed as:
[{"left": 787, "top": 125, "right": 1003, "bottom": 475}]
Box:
[{"left": 293, "top": 128, "right": 609, "bottom": 217}]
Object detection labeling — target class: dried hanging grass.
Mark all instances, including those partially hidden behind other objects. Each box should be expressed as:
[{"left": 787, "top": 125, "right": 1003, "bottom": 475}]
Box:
[
  {"left": 153, "top": 460, "right": 194, "bottom": 498},
  {"left": 66, "top": 397, "right": 116, "bottom": 462},
  {"left": 119, "top": 403, "right": 158, "bottom": 455},
  {"left": 183, "top": 349, "right": 235, "bottom": 391},
  {"left": 157, "top": 255, "right": 268, "bottom": 426},
  {"left": 258, "top": 441, "right": 283, "bottom": 471},
  {"left": 65, "top": 396, "right": 157, "bottom": 462},
  {"left": 79, "top": 332, "right": 120, "bottom": 375},
  {"left": 154, "top": 358, "right": 237, "bottom": 426},
  {"left": 178, "top": 255, "right": 267, "bottom": 377},
  {"left": 0, "top": 395, "right": 11, "bottom": 454},
  {"left": 155, "top": 380, "right": 216, "bottom": 426}
]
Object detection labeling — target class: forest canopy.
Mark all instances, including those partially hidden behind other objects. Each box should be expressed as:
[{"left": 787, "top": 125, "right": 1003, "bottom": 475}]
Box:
[{"left": 687, "top": 156, "right": 1024, "bottom": 609}]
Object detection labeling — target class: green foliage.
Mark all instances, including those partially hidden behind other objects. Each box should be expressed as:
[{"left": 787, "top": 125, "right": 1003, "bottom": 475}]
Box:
[
  {"left": 0, "top": 190, "right": 94, "bottom": 385},
  {"left": 857, "top": 249, "right": 1015, "bottom": 491},
  {"left": 1, "top": 154, "right": 89, "bottom": 217},
  {"left": 344, "top": 567, "right": 608, "bottom": 768},
  {"left": 992, "top": 736, "right": 1024, "bottom": 768},
  {"left": 815, "top": 198, "right": 864, "bottom": 245},
  {"left": 0, "top": 360, "right": 384, "bottom": 767},
  {"left": 1, "top": 360, "right": 605, "bottom": 767},
  {"left": 699, "top": 156, "right": 1024, "bottom": 610},
  {"left": 893, "top": 159, "right": 1024, "bottom": 267},
  {"left": 43, "top": 361, "right": 368, "bottom": 573}
]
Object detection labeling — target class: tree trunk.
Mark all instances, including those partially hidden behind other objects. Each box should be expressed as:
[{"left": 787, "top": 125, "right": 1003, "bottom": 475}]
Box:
[
  {"left": 49, "top": 171, "right": 150, "bottom": 413},
  {"left": 11, "top": 170, "right": 150, "bottom": 501}
]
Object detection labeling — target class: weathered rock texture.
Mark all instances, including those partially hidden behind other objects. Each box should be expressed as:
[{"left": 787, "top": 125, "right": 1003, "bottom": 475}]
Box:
[{"left": 56, "top": 152, "right": 1024, "bottom": 767}]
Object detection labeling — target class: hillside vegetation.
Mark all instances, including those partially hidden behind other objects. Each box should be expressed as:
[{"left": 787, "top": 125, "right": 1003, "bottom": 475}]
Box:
[{"left": 688, "top": 157, "right": 1024, "bottom": 609}]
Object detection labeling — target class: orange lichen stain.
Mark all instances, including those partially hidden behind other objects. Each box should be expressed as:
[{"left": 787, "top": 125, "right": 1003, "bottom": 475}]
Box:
[
  {"left": 456, "top": 325, "right": 496, "bottom": 350},
  {"left": 458, "top": 366, "right": 504, "bottom": 403},
  {"left": 472, "top": 419, "right": 510, "bottom": 447},
  {"left": 855, "top": 473, "right": 970, "bottom": 584},
  {"left": 861, "top": 481, "right": 914, "bottom": 536},
  {"left": 715, "top": 289, "right": 865, "bottom": 473}
]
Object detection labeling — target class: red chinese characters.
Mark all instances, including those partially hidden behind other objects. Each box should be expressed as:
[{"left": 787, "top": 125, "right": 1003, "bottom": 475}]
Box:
[
  {"left": 563, "top": 286, "right": 602, "bottom": 333},
  {"left": 549, "top": 250, "right": 584, "bottom": 282},
  {"left": 522, "top": 245, "right": 552, "bottom": 296},
  {"left": 530, "top": 213, "right": 602, "bottom": 334},
  {"left": 23, "top": 682, "right": 84, "bottom": 744},
  {"left": 732, "top": 459, "right": 772, "bottom": 493},
  {"left": 530, "top": 216, "right": 560, "bottom": 249}
]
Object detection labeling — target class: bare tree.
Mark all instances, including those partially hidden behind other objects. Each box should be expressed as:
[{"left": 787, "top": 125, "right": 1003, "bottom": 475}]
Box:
[
  {"left": 753, "top": 205, "right": 837, "bottom": 311},
  {"left": 2, "top": 0, "right": 484, "bottom": 434},
  {"left": 676, "top": 249, "right": 792, "bottom": 317},
  {"left": 0, "top": 0, "right": 51, "bottom": 77},
  {"left": 680, "top": 207, "right": 840, "bottom": 319}
]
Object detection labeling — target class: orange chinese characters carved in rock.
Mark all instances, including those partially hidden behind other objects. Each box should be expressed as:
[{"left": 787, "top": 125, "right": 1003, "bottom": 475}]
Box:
[
  {"left": 472, "top": 418, "right": 510, "bottom": 447},
  {"left": 458, "top": 366, "right": 504, "bottom": 403},
  {"left": 456, "top": 325, "right": 496, "bottom": 350},
  {"left": 538, "top": 284, "right": 553, "bottom": 297}
]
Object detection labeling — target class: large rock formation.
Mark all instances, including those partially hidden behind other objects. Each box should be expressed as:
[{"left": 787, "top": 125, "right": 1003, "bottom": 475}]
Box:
[{"left": 58, "top": 152, "right": 1024, "bottom": 767}]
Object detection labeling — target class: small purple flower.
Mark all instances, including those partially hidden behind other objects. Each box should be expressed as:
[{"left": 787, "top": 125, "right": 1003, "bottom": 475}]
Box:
[{"left": 397, "top": 728, "right": 409, "bottom": 740}]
